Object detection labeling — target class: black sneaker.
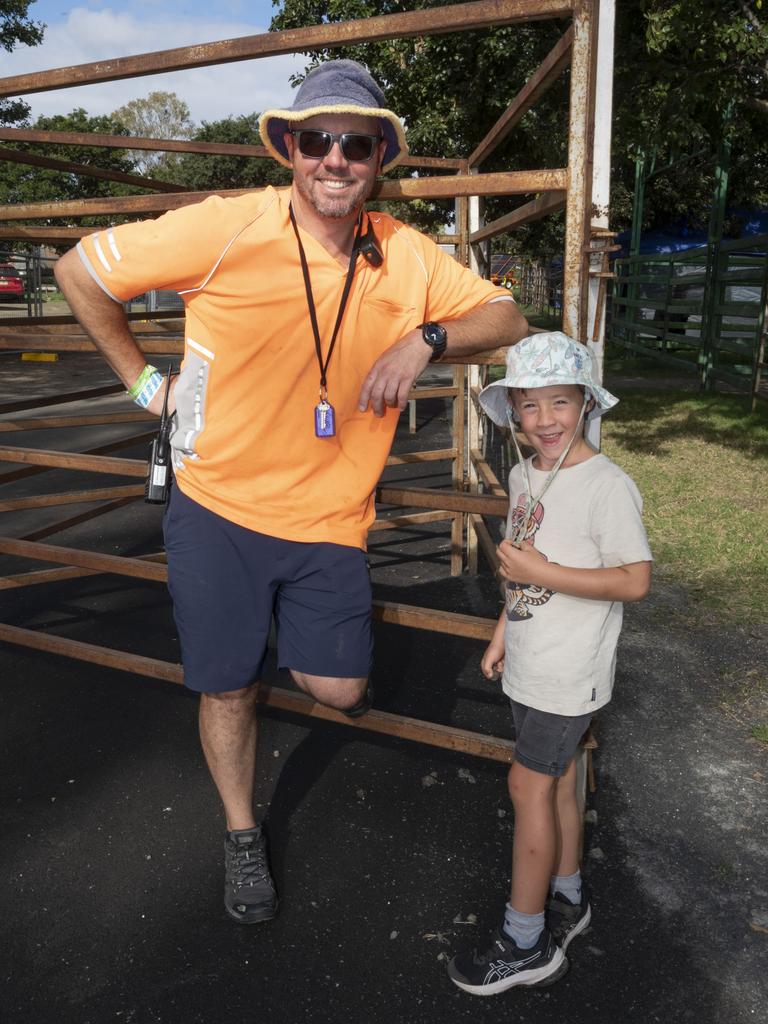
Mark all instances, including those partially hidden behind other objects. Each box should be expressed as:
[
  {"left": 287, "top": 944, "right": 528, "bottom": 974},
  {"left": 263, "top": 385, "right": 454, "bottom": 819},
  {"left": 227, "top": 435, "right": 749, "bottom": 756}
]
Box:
[
  {"left": 447, "top": 927, "right": 567, "bottom": 995},
  {"left": 224, "top": 825, "right": 278, "bottom": 924},
  {"left": 546, "top": 886, "right": 591, "bottom": 951}
]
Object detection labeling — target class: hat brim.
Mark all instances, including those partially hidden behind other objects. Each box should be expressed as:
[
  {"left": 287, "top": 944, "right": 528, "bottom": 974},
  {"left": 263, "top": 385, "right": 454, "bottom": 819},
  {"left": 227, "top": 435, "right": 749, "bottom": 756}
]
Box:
[
  {"left": 478, "top": 378, "right": 619, "bottom": 428},
  {"left": 258, "top": 105, "right": 407, "bottom": 172}
]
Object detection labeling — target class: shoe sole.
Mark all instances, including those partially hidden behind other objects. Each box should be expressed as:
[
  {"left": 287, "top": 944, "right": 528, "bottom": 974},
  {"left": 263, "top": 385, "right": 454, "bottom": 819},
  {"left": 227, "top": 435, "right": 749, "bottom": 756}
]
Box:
[
  {"left": 560, "top": 903, "right": 591, "bottom": 953},
  {"left": 225, "top": 900, "right": 279, "bottom": 925},
  {"left": 449, "top": 948, "right": 568, "bottom": 996}
]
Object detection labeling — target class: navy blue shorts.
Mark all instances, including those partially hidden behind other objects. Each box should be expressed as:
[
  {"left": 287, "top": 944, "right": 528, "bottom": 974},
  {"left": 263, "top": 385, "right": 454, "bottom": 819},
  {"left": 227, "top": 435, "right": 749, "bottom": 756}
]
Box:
[
  {"left": 163, "top": 487, "right": 373, "bottom": 694},
  {"left": 510, "top": 700, "right": 593, "bottom": 777}
]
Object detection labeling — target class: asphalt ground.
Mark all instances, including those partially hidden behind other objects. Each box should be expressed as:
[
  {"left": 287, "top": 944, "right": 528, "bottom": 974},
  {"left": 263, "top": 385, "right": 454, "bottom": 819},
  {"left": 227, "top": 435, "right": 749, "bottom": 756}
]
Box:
[{"left": 1, "top": 355, "right": 766, "bottom": 1024}]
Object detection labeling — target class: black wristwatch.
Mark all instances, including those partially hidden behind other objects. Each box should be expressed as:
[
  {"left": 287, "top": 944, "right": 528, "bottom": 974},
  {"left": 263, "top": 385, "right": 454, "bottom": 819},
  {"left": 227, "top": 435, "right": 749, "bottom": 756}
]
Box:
[{"left": 420, "top": 321, "right": 448, "bottom": 362}]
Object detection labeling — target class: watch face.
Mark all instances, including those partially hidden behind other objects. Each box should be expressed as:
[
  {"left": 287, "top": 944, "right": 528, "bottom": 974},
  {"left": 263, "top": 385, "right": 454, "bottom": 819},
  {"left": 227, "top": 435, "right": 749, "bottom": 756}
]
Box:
[{"left": 424, "top": 322, "right": 446, "bottom": 345}]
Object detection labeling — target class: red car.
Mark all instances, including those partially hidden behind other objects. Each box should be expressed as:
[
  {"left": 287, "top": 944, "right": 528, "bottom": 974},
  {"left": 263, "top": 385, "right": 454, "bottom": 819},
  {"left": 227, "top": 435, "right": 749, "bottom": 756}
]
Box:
[{"left": 0, "top": 264, "right": 24, "bottom": 302}]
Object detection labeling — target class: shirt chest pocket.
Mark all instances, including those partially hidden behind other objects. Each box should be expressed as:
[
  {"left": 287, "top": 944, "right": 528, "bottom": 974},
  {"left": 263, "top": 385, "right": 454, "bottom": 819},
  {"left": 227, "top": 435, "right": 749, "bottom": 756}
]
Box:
[{"left": 354, "top": 295, "right": 420, "bottom": 356}]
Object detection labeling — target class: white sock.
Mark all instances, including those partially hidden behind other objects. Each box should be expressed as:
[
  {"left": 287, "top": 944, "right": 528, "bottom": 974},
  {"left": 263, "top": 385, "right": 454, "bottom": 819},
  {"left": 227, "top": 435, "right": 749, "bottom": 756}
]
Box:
[{"left": 503, "top": 903, "right": 545, "bottom": 949}]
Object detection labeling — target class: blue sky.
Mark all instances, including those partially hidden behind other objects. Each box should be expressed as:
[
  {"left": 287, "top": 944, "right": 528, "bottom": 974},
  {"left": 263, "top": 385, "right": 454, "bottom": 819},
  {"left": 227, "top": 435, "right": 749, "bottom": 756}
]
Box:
[
  {"left": 28, "top": 1, "right": 278, "bottom": 27},
  {"left": 5, "top": 1, "right": 305, "bottom": 124}
]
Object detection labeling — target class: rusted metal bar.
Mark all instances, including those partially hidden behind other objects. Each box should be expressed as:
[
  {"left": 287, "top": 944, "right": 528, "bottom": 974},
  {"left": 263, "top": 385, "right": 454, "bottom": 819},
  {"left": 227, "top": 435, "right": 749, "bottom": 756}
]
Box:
[
  {"left": 470, "top": 447, "right": 508, "bottom": 496},
  {"left": 0, "top": 171, "right": 568, "bottom": 221},
  {"left": 376, "top": 485, "right": 508, "bottom": 517},
  {"left": 0, "top": 128, "right": 464, "bottom": 169},
  {"left": 0, "top": 145, "right": 190, "bottom": 193},
  {"left": 451, "top": 364, "right": 467, "bottom": 576},
  {"left": 0, "top": 484, "right": 144, "bottom": 511},
  {"left": 385, "top": 448, "right": 457, "bottom": 466},
  {"left": 0, "top": 383, "right": 124, "bottom": 415},
  {"left": 2, "top": 319, "right": 181, "bottom": 334},
  {"left": 20, "top": 496, "right": 138, "bottom": 542},
  {"left": 368, "top": 511, "right": 455, "bottom": 532},
  {"left": 0, "top": 128, "right": 271, "bottom": 157},
  {"left": 0, "top": 310, "right": 182, "bottom": 328},
  {"left": 408, "top": 385, "right": 458, "bottom": 400},
  {"left": 562, "top": 0, "right": 599, "bottom": 339},
  {"left": 0, "top": 1, "right": 574, "bottom": 99},
  {"left": 0, "top": 433, "right": 152, "bottom": 486},
  {"left": 0, "top": 536, "right": 166, "bottom": 581},
  {"left": 469, "top": 191, "right": 567, "bottom": 244},
  {"left": 0, "top": 226, "right": 86, "bottom": 243},
  {"left": 0, "top": 413, "right": 151, "bottom": 433},
  {"left": 0, "top": 337, "right": 185, "bottom": 354},
  {"left": 373, "top": 601, "right": 496, "bottom": 640},
  {"left": 0, "top": 551, "right": 165, "bottom": 590},
  {"left": 469, "top": 512, "right": 502, "bottom": 576},
  {"left": 468, "top": 27, "right": 574, "bottom": 167},
  {"left": 0, "top": 621, "right": 515, "bottom": 762},
  {"left": 0, "top": 446, "right": 147, "bottom": 477}
]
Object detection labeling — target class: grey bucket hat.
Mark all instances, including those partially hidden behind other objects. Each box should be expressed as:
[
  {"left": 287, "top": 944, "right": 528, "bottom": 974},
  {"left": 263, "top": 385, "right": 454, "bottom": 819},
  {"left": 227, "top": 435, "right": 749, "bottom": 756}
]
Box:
[
  {"left": 258, "top": 59, "right": 408, "bottom": 172},
  {"left": 478, "top": 332, "right": 619, "bottom": 427}
]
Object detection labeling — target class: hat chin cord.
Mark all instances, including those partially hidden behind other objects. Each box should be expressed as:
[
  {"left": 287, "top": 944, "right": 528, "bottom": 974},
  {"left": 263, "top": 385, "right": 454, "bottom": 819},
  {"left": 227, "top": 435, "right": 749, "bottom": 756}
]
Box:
[{"left": 505, "top": 397, "right": 587, "bottom": 545}]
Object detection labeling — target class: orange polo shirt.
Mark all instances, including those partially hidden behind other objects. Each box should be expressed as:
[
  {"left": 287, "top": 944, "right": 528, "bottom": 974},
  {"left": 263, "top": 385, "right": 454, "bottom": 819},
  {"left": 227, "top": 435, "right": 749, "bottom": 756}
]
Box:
[{"left": 78, "top": 187, "right": 511, "bottom": 548}]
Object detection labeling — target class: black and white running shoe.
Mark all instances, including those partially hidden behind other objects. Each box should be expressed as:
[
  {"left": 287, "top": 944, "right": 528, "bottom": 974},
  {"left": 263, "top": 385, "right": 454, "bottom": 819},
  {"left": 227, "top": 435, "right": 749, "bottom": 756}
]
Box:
[
  {"left": 447, "top": 927, "right": 567, "bottom": 995},
  {"left": 546, "top": 886, "right": 592, "bottom": 951},
  {"left": 224, "top": 825, "right": 278, "bottom": 924}
]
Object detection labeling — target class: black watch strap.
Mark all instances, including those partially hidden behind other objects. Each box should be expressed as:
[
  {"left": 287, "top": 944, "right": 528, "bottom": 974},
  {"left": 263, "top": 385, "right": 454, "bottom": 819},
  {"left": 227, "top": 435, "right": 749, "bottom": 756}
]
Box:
[{"left": 421, "top": 321, "right": 448, "bottom": 362}]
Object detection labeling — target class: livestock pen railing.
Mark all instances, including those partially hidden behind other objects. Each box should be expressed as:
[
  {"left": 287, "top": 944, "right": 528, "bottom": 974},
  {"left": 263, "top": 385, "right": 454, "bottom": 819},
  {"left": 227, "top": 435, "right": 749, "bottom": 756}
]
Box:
[{"left": 611, "top": 233, "right": 768, "bottom": 407}]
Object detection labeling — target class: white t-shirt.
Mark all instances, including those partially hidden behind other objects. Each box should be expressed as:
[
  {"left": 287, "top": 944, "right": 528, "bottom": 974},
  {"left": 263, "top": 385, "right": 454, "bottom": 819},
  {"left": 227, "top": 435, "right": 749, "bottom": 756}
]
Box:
[{"left": 502, "top": 452, "right": 652, "bottom": 716}]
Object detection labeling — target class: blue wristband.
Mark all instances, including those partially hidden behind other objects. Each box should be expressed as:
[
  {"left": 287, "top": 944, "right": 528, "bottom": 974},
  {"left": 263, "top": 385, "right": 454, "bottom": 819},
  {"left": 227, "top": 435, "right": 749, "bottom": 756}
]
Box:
[{"left": 133, "top": 371, "right": 164, "bottom": 409}]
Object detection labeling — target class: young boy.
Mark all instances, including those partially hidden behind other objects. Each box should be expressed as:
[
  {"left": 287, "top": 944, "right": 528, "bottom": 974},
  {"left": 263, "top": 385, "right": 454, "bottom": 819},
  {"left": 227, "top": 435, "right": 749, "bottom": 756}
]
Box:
[{"left": 447, "top": 332, "right": 652, "bottom": 996}]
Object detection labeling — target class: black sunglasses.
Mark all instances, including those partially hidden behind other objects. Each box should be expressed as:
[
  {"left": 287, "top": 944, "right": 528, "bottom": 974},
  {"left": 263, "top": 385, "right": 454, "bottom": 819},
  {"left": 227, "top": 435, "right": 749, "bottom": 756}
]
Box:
[{"left": 290, "top": 129, "right": 382, "bottom": 163}]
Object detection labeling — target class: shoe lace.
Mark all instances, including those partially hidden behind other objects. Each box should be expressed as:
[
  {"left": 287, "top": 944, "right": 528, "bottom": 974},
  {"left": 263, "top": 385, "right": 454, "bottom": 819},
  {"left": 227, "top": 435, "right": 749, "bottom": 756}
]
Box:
[{"left": 230, "top": 838, "right": 269, "bottom": 890}]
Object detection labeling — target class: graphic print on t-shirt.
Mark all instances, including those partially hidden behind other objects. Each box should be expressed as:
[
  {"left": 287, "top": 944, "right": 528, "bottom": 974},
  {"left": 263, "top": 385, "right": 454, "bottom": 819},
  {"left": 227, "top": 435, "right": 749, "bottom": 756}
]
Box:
[{"left": 505, "top": 494, "right": 554, "bottom": 621}]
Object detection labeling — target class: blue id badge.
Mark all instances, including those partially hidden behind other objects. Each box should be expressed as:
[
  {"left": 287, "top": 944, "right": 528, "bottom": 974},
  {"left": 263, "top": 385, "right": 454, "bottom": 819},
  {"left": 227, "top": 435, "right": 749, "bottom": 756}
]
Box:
[{"left": 315, "top": 400, "right": 335, "bottom": 438}]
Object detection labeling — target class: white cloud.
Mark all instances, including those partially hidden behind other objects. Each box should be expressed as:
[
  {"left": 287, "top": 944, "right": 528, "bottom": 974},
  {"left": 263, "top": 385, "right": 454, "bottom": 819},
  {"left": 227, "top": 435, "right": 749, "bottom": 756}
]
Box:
[{"left": 3, "top": 7, "right": 306, "bottom": 124}]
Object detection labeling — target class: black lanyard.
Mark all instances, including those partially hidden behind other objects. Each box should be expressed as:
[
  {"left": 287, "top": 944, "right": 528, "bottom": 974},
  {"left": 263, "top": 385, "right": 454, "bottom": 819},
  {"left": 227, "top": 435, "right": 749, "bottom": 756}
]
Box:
[{"left": 288, "top": 202, "right": 363, "bottom": 399}]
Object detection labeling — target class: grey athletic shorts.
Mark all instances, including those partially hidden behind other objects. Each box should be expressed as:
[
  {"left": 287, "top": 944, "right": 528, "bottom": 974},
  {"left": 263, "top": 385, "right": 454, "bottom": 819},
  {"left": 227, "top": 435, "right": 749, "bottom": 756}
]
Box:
[{"left": 510, "top": 700, "right": 593, "bottom": 777}]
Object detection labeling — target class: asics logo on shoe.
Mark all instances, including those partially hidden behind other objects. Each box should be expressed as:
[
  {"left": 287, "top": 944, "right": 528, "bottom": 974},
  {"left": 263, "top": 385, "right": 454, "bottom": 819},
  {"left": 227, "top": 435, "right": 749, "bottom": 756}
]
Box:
[{"left": 485, "top": 951, "right": 541, "bottom": 983}]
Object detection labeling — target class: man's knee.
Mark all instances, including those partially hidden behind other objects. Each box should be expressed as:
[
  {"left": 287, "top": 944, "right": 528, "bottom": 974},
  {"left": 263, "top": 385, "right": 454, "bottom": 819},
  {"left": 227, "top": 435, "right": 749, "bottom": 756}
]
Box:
[
  {"left": 289, "top": 671, "right": 369, "bottom": 712},
  {"left": 200, "top": 684, "right": 259, "bottom": 715}
]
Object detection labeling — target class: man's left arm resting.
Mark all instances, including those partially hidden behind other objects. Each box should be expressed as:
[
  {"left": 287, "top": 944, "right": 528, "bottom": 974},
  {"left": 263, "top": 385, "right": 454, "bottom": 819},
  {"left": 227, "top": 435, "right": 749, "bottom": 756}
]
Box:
[{"left": 359, "top": 299, "right": 528, "bottom": 416}]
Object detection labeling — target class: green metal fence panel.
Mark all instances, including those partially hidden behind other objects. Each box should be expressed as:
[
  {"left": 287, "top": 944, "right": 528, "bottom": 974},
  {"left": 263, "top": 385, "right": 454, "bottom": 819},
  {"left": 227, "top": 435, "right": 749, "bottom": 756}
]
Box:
[{"left": 610, "top": 234, "right": 768, "bottom": 401}]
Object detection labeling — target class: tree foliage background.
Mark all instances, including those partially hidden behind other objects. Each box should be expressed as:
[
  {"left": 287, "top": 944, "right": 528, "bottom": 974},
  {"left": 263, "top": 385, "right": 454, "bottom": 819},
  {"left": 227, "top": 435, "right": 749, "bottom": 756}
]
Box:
[
  {"left": 174, "top": 114, "right": 290, "bottom": 191},
  {"left": 271, "top": 0, "right": 768, "bottom": 253},
  {"left": 1, "top": 1, "right": 766, "bottom": 256},
  {"left": 0, "top": 0, "right": 44, "bottom": 127},
  {"left": 112, "top": 91, "right": 195, "bottom": 177}
]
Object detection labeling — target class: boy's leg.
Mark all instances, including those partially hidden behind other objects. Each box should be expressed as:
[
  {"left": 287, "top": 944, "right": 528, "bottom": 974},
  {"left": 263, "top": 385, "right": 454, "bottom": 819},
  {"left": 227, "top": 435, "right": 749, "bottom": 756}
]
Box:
[
  {"left": 447, "top": 702, "right": 591, "bottom": 994},
  {"left": 553, "top": 757, "right": 581, "bottom": 878},
  {"left": 508, "top": 759, "right": 558, "bottom": 915},
  {"left": 548, "top": 757, "right": 592, "bottom": 949}
]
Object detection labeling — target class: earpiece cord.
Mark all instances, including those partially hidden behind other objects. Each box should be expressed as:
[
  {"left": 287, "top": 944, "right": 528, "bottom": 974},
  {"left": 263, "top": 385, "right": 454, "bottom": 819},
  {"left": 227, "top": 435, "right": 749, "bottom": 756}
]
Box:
[{"left": 505, "top": 397, "right": 588, "bottom": 545}]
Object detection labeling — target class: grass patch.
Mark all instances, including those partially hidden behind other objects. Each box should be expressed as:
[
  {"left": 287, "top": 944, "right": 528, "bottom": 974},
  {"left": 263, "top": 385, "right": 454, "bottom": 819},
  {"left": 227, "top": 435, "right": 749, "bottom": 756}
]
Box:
[
  {"left": 601, "top": 390, "right": 768, "bottom": 624},
  {"left": 752, "top": 725, "right": 768, "bottom": 745},
  {"left": 514, "top": 300, "right": 562, "bottom": 332}
]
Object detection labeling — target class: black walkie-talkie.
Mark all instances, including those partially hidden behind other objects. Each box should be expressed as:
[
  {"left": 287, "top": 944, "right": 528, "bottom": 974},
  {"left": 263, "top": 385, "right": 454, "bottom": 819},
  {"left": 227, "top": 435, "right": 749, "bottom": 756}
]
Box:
[{"left": 144, "top": 366, "right": 176, "bottom": 505}]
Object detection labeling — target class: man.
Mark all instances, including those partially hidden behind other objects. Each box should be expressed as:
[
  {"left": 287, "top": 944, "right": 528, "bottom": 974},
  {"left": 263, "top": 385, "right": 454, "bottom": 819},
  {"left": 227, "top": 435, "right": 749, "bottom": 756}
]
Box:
[{"left": 54, "top": 59, "right": 528, "bottom": 926}]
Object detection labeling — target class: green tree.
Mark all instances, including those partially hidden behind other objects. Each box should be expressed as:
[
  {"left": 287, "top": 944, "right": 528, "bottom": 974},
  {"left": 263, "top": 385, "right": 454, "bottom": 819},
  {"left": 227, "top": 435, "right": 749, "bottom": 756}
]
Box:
[
  {"left": 1, "top": 0, "right": 45, "bottom": 126},
  {"left": 270, "top": 0, "right": 768, "bottom": 251},
  {"left": 0, "top": 109, "right": 144, "bottom": 231},
  {"left": 174, "top": 113, "right": 291, "bottom": 191},
  {"left": 112, "top": 91, "right": 195, "bottom": 175}
]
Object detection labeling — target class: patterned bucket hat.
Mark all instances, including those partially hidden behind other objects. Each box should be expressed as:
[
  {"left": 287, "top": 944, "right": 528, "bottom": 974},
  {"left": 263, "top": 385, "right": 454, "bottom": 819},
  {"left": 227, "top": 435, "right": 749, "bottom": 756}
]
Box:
[
  {"left": 478, "top": 331, "right": 618, "bottom": 426},
  {"left": 258, "top": 59, "right": 408, "bottom": 172}
]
